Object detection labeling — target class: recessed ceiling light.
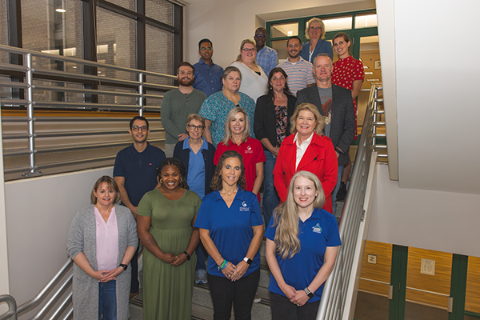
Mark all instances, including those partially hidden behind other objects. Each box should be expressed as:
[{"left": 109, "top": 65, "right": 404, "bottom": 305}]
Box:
[
  {"left": 366, "top": 79, "right": 380, "bottom": 81},
  {"left": 56, "top": 8, "right": 66, "bottom": 12},
  {"left": 365, "top": 72, "right": 374, "bottom": 74}
]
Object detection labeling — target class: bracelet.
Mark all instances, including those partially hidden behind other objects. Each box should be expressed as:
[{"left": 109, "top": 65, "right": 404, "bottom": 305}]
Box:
[
  {"left": 218, "top": 259, "right": 227, "bottom": 270},
  {"left": 215, "top": 256, "right": 223, "bottom": 263},
  {"left": 335, "top": 147, "right": 344, "bottom": 154}
]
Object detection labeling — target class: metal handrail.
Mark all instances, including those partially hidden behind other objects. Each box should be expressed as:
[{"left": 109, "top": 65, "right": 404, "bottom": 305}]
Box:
[
  {"left": 317, "top": 85, "right": 380, "bottom": 319},
  {"left": 0, "top": 295, "right": 17, "bottom": 320}
]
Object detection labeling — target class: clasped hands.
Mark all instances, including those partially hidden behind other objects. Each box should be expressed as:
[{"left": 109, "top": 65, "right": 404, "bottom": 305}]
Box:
[
  {"left": 161, "top": 252, "right": 188, "bottom": 266},
  {"left": 280, "top": 283, "right": 310, "bottom": 307},
  {"left": 92, "top": 267, "right": 123, "bottom": 283},
  {"left": 221, "top": 261, "right": 249, "bottom": 282}
]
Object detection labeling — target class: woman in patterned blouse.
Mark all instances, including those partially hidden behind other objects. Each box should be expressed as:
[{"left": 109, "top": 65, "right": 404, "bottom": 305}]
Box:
[{"left": 331, "top": 32, "right": 365, "bottom": 201}]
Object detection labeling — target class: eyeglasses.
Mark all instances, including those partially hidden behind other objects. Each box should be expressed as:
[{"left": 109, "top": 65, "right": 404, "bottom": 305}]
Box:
[
  {"left": 255, "top": 34, "right": 266, "bottom": 38},
  {"left": 309, "top": 26, "right": 321, "bottom": 31},
  {"left": 131, "top": 125, "right": 148, "bottom": 131},
  {"left": 187, "top": 124, "right": 205, "bottom": 131},
  {"left": 200, "top": 47, "right": 212, "bottom": 51},
  {"left": 242, "top": 48, "right": 256, "bottom": 52}
]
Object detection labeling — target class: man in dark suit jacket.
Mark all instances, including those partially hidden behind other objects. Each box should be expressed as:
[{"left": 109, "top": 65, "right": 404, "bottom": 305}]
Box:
[{"left": 296, "top": 53, "right": 355, "bottom": 215}]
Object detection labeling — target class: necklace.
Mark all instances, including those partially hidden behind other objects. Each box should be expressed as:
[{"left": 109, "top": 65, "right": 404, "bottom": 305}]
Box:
[{"left": 220, "top": 188, "right": 238, "bottom": 196}]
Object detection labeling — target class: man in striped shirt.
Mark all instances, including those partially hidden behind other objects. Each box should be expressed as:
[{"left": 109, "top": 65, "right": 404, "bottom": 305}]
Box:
[{"left": 277, "top": 36, "right": 315, "bottom": 96}]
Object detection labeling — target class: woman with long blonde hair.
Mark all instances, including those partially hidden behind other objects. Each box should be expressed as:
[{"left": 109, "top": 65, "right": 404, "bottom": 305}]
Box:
[{"left": 265, "top": 170, "right": 341, "bottom": 320}]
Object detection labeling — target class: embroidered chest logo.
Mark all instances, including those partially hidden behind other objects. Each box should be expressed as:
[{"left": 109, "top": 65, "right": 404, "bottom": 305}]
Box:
[
  {"left": 312, "top": 223, "right": 322, "bottom": 234},
  {"left": 245, "top": 145, "right": 253, "bottom": 154},
  {"left": 240, "top": 201, "right": 250, "bottom": 211}
]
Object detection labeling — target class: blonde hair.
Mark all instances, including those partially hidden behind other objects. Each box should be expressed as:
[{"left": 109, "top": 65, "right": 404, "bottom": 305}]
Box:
[
  {"left": 223, "top": 107, "right": 250, "bottom": 145},
  {"left": 186, "top": 113, "right": 205, "bottom": 127},
  {"left": 236, "top": 39, "right": 259, "bottom": 68},
  {"left": 271, "top": 171, "right": 326, "bottom": 259},
  {"left": 305, "top": 18, "right": 326, "bottom": 40},
  {"left": 290, "top": 103, "right": 325, "bottom": 136}
]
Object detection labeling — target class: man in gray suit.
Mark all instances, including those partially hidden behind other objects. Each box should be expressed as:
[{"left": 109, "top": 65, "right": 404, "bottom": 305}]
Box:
[{"left": 296, "top": 53, "right": 355, "bottom": 215}]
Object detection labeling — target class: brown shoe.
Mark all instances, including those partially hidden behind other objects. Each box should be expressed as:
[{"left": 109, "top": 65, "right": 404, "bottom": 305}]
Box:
[{"left": 130, "top": 292, "right": 139, "bottom": 300}]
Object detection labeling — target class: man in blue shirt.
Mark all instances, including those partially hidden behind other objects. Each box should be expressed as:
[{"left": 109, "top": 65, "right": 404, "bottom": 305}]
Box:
[
  {"left": 193, "top": 39, "right": 224, "bottom": 97},
  {"left": 254, "top": 27, "right": 278, "bottom": 77},
  {"left": 113, "top": 116, "right": 166, "bottom": 299}
]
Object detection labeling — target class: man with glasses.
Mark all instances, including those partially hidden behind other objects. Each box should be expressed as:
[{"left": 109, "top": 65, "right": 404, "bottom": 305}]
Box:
[
  {"left": 193, "top": 39, "right": 224, "bottom": 97},
  {"left": 113, "top": 115, "right": 166, "bottom": 299},
  {"left": 254, "top": 27, "right": 278, "bottom": 77},
  {"left": 161, "top": 62, "right": 207, "bottom": 157}
]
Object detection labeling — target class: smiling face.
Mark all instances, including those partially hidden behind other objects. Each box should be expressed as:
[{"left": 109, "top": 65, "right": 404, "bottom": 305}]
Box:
[
  {"left": 308, "top": 21, "right": 322, "bottom": 41},
  {"left": 177, "top": 65, "right": 194, "bottom": 86},
  {"left": 313, "top": 55, "right": 333, "bottom": 83},
  {"left": 229, "top": 111, "right": 246, "bottom": 135},
  {"left": 199, "top": 41, "right": 213, "bottom": 61},
  {"left": 240, "top": 42, "right": 256, "bottom": 64},
  {"left": 333, "top": 36, "right": 350, "bottom": 59},
  {"left": 296, "top": 109, "right": 317, "bottom": 137},
  {"left": 160, "top": 164, "right": 181, "bottom": 191},
  {"left": 287, "top": 38, "right": 302, "bottom": 59},
  {"left": 187, "top": 119, "right": 204, "bottom": 140},
  {"left": 220, "top": 157, "right": 241, "bottom": 187},
  {"left": 293, "top": 175, "right": 318, "bottom": 210},
  {"left": 129, "top": 119, "right": 149, "bottom": 143},
  {"left": 94, "top": 182, "right": 116, "bottom": 208},
  {"left": 270, "top": 71, "right": 286, "bottom": 93},
  {"left": 254, "top": 29, "right": 267, "bottom": 49},
  {"left": 222, "top": 71, "right": 241, "bottom": 92}
]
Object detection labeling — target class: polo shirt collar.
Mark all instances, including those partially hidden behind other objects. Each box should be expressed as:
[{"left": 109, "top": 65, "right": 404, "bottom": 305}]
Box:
[
  {"left": 129, "top": 142, "right": 150, "bottom": 155},
  {"left": 213, "top": 186, "right": 246, "bottom": 202},
  {"left": 183, "top": 137, "right": 208, "bottom": 151},
  {"left": 299, "top": 208, "right": 321, "bottom": 223}
]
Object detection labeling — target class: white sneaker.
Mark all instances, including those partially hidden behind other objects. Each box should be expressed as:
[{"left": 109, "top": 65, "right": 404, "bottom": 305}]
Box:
[
  {"left": 254, "top": 293, "right": 261, "bottom": 303},
  {"left": 195, "top": 269, "right": 207, "bottom": 284}
]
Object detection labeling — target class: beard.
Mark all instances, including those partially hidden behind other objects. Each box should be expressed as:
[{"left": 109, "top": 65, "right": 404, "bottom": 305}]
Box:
[{"left": 178, "top": 77, "right": 194, "bottom": 86}]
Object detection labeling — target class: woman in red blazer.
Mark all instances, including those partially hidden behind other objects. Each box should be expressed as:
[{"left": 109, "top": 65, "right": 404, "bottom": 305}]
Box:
[{"left": 273, "top": 103, "right": 338, "bottom": 214}]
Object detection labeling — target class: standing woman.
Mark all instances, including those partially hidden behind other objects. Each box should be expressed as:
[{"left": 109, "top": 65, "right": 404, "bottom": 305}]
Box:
[
  {"left": 331, "top": 32, "right": 365, "bottom": 200},
  {"left": 254, "top": 67, "right": 296, "bottom": 227},
  {"left": 215, "top": 107, "right": 265, "bottom": 204},
  {"left": 231, "top": 39, "right": 269, "bottom": 103},
  {"left": 137, "top": 158, "right": 201, "bottom": 320},
  {"left": 300, "top": 18, "right": 333, "bottom": 63},
  {"left": 199, "top": 66, "right": 256, "bottom": 146},
  {"left": 68, "top": 176, "right": 138, "bottom": 320},
  {"left": 273, "top": 103, "right": 338, "bottom": 213},
  {"left": 195, "top": 150, "right": 264, "bottom": 320},
  {"left": 266, "top": 171, "right": 341, "bottom": 320}
]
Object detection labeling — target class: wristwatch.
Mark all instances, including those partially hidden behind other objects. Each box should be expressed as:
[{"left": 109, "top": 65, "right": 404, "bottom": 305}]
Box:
[
  {"left": 184, "top": 251, "right": 191, "bottom": 261},
  {"left": 119, "top": 264, "right": 128, "bottom": 271},
  {"left": 243, "top": 257, "right": 253, "bottom": 265},
  {"left": 304, "top": 287, "right": 314, "bottom": 299}
]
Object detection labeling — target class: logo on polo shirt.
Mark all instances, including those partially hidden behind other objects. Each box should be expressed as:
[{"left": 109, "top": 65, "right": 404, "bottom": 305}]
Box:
[
  {"left": 240, "top": 201, "right": 250, "bottom": 211},
  {"left": 312, "top": 223, "right": 322, "bottom": 234},
  {"left": 245, "top": 145, "right": 253, "bottom": 154}
]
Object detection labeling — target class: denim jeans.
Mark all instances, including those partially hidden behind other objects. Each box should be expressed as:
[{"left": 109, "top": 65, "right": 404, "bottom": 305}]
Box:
[
  {"left": 262, "top": 151, "right": 280, "bottom": 228},
  {"left": 331, "top": 165, "right": 344, "bottom": 216},
  {"left": 196, "top": 241, "right": 208, "bottom": 270},
  {"left": 98, "top": 280, "right": 117, "bottom": 320}
]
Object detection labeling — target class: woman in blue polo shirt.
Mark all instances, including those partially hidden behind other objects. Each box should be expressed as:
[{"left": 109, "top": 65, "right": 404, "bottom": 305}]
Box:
[
  {"left": 265, "top": 170, "right": 341, "bottom": 320},
  {"left": 195, "top": 150, "right": 264, "bottom": 320}
]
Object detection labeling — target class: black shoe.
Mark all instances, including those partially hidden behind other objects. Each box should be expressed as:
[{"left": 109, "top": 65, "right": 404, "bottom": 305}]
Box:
[{"left": 336, "top": 182, "right": 347, "bottom": 201}]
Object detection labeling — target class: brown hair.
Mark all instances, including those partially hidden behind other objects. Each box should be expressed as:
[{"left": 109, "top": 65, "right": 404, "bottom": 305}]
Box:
[
  {"left": 91, "top": 176, "right": 121, "bottom": 204},
  {"left": 332, "top": 32, "right": 352, "bottom": 56},
  {"left": 210, "top": 150, "right": 246, "bottom": 191}
]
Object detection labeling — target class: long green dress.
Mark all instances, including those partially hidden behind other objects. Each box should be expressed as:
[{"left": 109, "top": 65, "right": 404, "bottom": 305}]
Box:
[{"left": 137, "top": 188, "right": 200, "bottom": 320}]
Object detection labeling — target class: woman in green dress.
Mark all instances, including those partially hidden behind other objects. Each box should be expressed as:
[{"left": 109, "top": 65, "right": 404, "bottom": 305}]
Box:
[{"left": 137, "top": 157, "right": 201, "bottom": 319}]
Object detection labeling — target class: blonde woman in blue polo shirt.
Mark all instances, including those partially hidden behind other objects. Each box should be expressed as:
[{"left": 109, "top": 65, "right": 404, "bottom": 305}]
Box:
[
  {"left": 265, "top": 170, "right": 341, "bottom": 320},
  {"left": 195, "top": 150, "right": 264, "bottom": 320}
]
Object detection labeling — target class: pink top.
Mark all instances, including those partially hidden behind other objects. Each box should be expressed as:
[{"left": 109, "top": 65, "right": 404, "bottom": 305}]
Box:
[{"left": 94, "top": 206, "right": 119, "bottom": 271}]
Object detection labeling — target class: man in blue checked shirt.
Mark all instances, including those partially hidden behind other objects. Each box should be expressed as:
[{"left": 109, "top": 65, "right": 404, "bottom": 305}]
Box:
[
  {"left": 193, "top": 39, "right": 224, "bottom": 98},
  {"left": 254, "top": 27, "right": 278, "bottom": 77}
]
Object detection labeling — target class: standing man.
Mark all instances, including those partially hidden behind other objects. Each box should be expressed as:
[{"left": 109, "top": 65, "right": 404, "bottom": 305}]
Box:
[
  {"left": 277, "top": 36, "right": 315, "bottom": 96},
  {"left": 161, "top": 62, "right": 207, "bottom": 157},
  {"left": 296, "top": 53, "right": 355, "bottom": 215},
  {"left": 114, "top": 116, "right": 166, "bottom": 299},
  {"left": 193, "top": 39, "right": 224, "bottom": 97},
  {"left": 254, "top": 27, "right": 278, "bottom": 77}
]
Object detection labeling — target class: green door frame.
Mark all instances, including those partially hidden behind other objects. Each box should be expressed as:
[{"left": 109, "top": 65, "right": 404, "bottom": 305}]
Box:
[
  {"left": 389, "top": 245, "right": 408, "bottom": 320},
  {"left": 449, "top": 254, "right": 468, "bottom": 320}
]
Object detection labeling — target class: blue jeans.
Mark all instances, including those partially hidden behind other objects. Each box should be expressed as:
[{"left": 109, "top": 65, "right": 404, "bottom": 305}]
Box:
[
  {"left": 98, "top": 280, "right": 117, "bottom": 320},
  {"left": 196, "top": 241, "right": 208, "bottom": 270},
  {"left": 332, "top": 165, "right": 344, "bottom": 216},
  {"left": 262, "top": 151, "right": 280, "bottom": 228}
]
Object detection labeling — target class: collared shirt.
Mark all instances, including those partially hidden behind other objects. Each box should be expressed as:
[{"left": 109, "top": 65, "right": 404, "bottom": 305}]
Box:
[
  {"left": 294, "top": 132, "right": 314, "bottom": 170},
  {"left": 277, "top": 57, "right": 315, "bottom": 96},
  {"left": 265, "top": 208, "right": 341, "bottom": 302},
  {"left": 256, "top": 46, "right": 278, "bottom": 77},
  {"left": 95, "top": 206, "right": 119, "bottom": 271},
  {"left": 194, "top": 187, "right": 264, "bottom": 278},
  {"left": 193, "top": 58, "right": 224, "bottom": 97},
  {"left": 183, "top": 137, "right": 208, "bottom": 199}
]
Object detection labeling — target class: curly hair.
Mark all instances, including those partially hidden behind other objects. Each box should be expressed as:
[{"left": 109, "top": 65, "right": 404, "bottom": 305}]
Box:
[
  {"left": 210, "top": 150, "right": 246, "bottom": 191},
  {"left": 157, "top": 157, "right": 189, "bottom": 190}
]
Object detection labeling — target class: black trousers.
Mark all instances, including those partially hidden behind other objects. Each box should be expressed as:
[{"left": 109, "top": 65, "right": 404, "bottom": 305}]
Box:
[
  {"left": 207, "top": 268, "right": 260, "bottom": 320},
  {"left": 130, "top": 243, "right": 139, "bottom": 293},
  {"left": 270, "top": 291, "right": 320, "bottom": 320}
]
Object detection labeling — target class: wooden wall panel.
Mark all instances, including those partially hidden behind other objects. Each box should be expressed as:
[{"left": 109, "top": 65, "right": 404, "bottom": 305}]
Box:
[
  {"left": 359, "top": 240, "right": 392, "bottom": 295},
  {"left": 466, "top": 256, "right": 480, "bottom": 313}
]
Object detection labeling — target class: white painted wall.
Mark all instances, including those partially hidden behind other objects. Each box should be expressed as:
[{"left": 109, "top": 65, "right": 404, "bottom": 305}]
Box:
[
  {"left": 368, "top": 163, "right": 480, "bottom": 258},
  {"left": 184, "top": 0, "right": 375, "bottom": 69},
  {"left": 5, "top": 167, "right": 112, "bottom": 305}
]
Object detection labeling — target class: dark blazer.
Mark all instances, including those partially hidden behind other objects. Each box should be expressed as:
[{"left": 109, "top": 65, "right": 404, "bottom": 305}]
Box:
[
  {"left": 173, "top": 140, "right": 216, "bottom": 196},
  {"left": 296, "top": 84, "right": 355, "bottom": 167},
  {"left": 300, "top": 39, "right": 333, "bottom": 63},
  {"left": 254, "top": 94, "right": 297, "bottom": 151}
]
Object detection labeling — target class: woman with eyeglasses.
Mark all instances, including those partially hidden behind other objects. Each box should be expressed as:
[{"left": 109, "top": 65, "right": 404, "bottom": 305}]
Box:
[
  {"left": 300, "top": 18, "right": 333, "bottom": 63},
  {"left": 174, "top": 113, "right": 215, "bottom": 285},
  {"left": 230, "top": 39, "right": 268, "bottom": 103}
]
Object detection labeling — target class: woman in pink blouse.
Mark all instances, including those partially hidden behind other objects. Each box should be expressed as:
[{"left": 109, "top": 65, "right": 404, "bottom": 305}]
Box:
[{"left": 331, "top": 32, "right": 365, "bottom": 201}]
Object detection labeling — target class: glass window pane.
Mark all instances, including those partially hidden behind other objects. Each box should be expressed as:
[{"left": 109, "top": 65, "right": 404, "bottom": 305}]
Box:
[
  {"left": 323, "top": 16, "right": 352, "bottom": 32},
  {"left": 270, "top": 22, "right": 298, "bottom": 38},
  {"left": 146, "top": 25, "right": 174, "bottom": 87},
  {"left": 271, "top": 40, "right": 288, "bottom": 62},
  {"left": 355, "top": 14, "right": 378, "bottom": 29},
  {"left": 146, "top": 0, "right": 173, "bottom": 26},
  {"left": 103, "top": 0, "right": 134, "bottom": 11}
]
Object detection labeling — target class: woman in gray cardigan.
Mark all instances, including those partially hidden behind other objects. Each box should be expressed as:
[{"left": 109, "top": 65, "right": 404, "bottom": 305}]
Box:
[{"left": 68, "top": 176, "right": 138, "bottom": 320}]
